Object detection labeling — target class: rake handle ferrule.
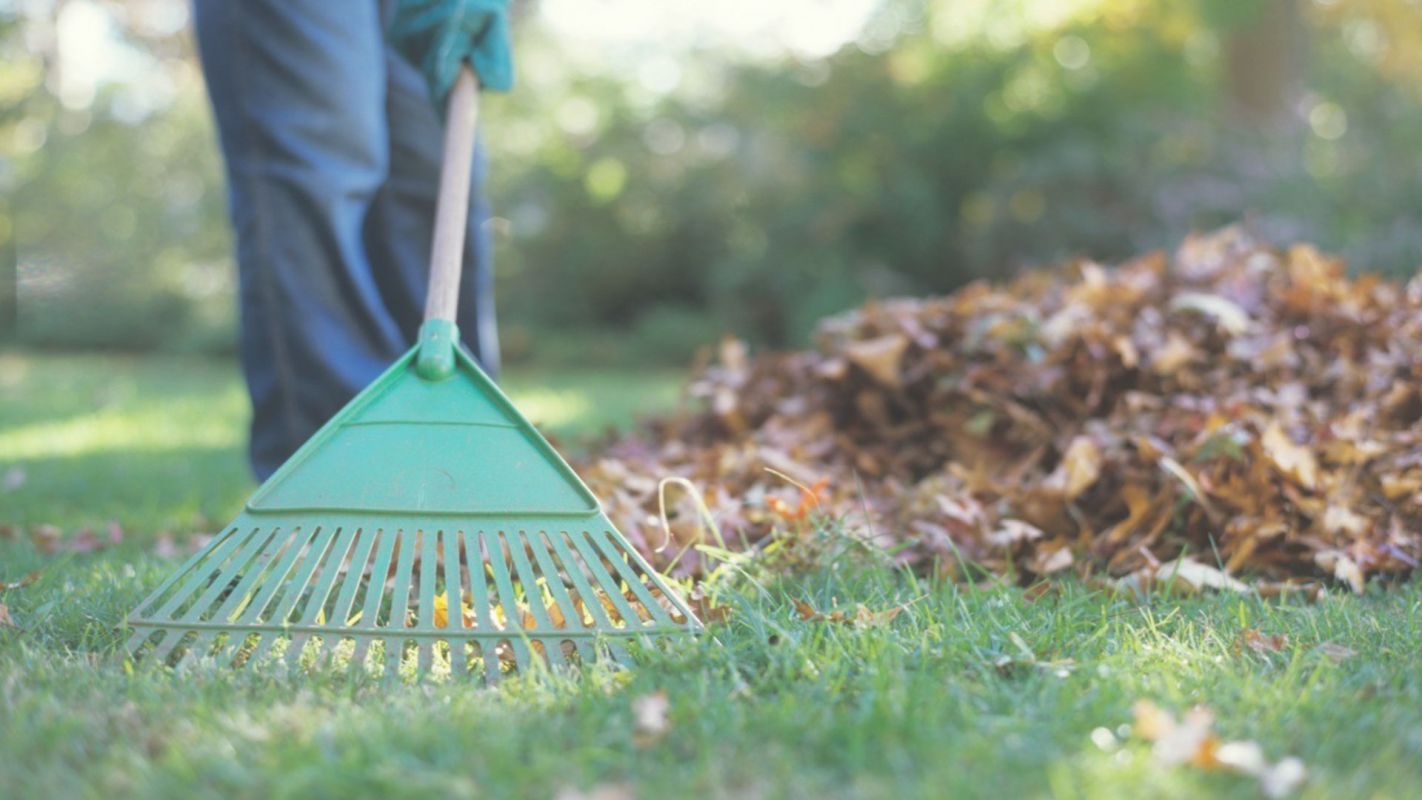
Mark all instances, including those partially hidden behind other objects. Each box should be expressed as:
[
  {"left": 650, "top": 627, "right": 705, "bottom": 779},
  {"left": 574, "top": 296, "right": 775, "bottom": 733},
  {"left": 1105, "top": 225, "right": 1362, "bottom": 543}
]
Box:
[
  {"left": 419, "top": 65, "right": 480, "bottom": 379},
  {"left": 415, "top": 318, "right": 459, "bottom": 380}
]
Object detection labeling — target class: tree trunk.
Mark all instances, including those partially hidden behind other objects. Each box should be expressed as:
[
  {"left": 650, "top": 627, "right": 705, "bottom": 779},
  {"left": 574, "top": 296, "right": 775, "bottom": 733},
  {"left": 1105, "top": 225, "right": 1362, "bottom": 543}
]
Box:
[{"left": 1224, "top": 0, "right": 1307, "bottom": 128}]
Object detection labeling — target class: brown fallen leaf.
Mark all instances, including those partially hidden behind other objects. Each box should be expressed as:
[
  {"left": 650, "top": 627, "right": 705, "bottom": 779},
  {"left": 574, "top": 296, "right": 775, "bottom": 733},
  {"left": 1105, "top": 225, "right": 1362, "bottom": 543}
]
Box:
[
  {"left": 795, "top": 599, "right": 909, "bottom": 627},
  {"left": 0, "top": 603, "right": 16, "bottom": 630},
  {"left": 844, "top": 334, "right": 909, "bottom": 387},
  {"left": 30, "top": 524, "right": 60, "bottom": 555},
  {"left": 0, "top": 571, "right": 40, "bottom": 592},
  {"left": 851, "top": 603, "right": 905, "bottom": 628},
  {"left": 1235, "top": 628, "right": 1289, "bottom": 655},
  {"left": 687, "top": 586, "right": 732, "bottom": 624}
]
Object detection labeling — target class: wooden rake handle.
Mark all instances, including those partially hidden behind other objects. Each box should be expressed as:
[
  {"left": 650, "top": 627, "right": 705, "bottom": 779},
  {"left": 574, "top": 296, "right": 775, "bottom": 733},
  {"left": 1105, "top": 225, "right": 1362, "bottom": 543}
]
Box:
[{"left": 425, "top": 65, "right": 481, "bottom": 324}]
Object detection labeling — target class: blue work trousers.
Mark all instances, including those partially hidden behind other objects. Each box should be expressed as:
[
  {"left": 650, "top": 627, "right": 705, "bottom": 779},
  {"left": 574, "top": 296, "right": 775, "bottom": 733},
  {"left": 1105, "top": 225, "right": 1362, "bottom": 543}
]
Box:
[{"left": 193, "top": 0, "right": 498, "bottom": 480}]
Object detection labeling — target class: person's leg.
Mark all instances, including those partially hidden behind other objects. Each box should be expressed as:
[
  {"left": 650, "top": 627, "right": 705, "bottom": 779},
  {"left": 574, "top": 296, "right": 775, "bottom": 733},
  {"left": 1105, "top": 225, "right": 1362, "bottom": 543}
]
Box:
[
  {"left": 193, "top": 0, "right": 405, "bottom": 479},
  {"left": 365, "top": 0, "right": 500, "bottom": 375}
]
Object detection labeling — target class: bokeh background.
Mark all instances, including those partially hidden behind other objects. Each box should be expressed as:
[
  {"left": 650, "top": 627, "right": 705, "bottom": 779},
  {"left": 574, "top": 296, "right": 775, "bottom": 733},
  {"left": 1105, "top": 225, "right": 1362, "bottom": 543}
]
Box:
[{"left": 2, "top": 0, "right": 1420, "bottom": 367}]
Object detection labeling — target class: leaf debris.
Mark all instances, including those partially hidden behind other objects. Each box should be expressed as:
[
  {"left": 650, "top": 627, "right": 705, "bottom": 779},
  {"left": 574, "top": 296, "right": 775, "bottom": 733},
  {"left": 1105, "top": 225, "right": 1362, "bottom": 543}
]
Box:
[{"left": 580, "top": 228, "right": 1420, "bottom": 588}]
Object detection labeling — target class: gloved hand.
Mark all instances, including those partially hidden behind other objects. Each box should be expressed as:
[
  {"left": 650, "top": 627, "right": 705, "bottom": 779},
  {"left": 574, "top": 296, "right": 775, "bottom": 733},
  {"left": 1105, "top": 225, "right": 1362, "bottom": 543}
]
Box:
[{"left": 389, "top": 0, "right": 514, "bottom": 107}]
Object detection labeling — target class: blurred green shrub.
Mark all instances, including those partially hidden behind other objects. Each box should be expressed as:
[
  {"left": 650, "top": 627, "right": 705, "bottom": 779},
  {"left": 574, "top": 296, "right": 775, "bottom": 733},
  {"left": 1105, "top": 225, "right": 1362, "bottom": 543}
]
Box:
[{"left": 3, "top": 0, "right": 1419, "bottom": 362}]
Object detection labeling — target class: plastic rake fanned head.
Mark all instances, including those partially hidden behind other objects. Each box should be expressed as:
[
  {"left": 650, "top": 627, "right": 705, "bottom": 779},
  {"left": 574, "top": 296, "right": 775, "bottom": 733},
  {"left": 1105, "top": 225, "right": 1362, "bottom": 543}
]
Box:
[{"left": 124, "top": 345, "right": 700, "bottom": 681}]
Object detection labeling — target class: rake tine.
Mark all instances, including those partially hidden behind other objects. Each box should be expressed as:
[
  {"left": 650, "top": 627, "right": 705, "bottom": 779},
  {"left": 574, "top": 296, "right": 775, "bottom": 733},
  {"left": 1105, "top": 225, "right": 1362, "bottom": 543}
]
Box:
[
  {"left": 231, "top": 528, "right": 318, "bottom": 635},
  {"left": 176, "top": 632, "right": 221, "bottom": 670},
  {"left": 417, "top": 530, "right": 439, "bottom": 675},
  {"left": 610, "top": 529, "right": 699, "bottom": 625},
  {"left": 442, "top": 530, "right": 467, "bottom": 677},
  {"left": 149, "top": 527, "right": 258, "bottom": 624},
  {"left": 147, "top": 630, "right": 189, "bottom": 665},
  {"left": 485, "top": 532, "right": 526, "bottom": 635},
  {"left": 527, "top": 532, "right": 585, "bottom": 633},
  {"left": 287, "top": 527, "right": 360, "bottom": 670},
  {"left": 129, "top": 527, "right": 242, "bottom": 622},
  {"left": 350, "top": 636, "right": 373, "bottom": 678},
  {"left": 546, "top": 532, "right": 616, "bottom": 630},
  {"left": 329, "top": 529, "right": 377, "bottom": 629},
  {"left": 462, "top": 531, "right": 495, "bottom": 631},
  {"left": 507, "top": 637, "right": 533, "bottom": 673},
  {"left": 125, "top": 628, "right": 156, "bottom": 659},
  {"left": 589, "top": 530, "right": 676, "bottom": 628},
  {"left": 505, "top": 532, "right": 556, "bottom": 632},
  {"left": 245, "top": 527, "right": 337, "bottom": 667},
  {"left": 481, "top": 643, "right": 502, "bottom": 685},
  {"left": 566, "top": 532, "right": 643, "bottom": 630},
  {"left": 382, "top": 531, "right": 418, "bottom": 682}
]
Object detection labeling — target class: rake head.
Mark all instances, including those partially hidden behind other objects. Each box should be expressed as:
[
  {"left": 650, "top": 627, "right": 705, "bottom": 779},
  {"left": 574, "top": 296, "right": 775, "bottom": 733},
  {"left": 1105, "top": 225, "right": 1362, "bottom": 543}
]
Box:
[
  {"left": 125, "top": 342, "right": 700, "bottom": 681},
  {"left": 126, "top": 518, "right": 696, "bottom": 681}
]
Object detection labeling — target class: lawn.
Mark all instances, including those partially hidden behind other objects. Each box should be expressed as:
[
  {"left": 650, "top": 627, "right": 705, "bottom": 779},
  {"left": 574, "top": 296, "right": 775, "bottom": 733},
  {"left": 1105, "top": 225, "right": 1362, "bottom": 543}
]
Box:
[{"left": 2, "top": 351, "right": 1420, "bottom": 799}]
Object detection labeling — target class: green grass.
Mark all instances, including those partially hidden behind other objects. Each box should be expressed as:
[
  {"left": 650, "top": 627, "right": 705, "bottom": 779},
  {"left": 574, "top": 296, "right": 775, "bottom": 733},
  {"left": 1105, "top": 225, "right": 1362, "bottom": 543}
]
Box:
[{"left": 2, "top": 351, "right": 1420, "bottom": 799}]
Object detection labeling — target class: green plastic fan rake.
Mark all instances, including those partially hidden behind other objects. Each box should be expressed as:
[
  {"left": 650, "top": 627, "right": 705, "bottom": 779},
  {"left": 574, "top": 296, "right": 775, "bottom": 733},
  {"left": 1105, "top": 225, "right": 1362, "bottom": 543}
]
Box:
[{"left": 124, "top": 68, "right": 700, "bottom": 681}]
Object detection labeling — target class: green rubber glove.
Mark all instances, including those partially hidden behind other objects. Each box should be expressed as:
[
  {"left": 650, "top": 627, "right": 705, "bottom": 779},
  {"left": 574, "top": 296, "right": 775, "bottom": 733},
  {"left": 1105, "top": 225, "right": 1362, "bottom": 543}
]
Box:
[{"left": 389, "top": 0, "right": 514, "bottom": 107}]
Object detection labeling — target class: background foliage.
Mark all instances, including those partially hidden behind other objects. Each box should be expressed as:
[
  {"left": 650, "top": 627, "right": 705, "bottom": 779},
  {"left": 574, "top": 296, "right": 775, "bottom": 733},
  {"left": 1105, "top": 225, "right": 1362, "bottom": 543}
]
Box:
[{"left": 1, "top": 0, "right": 1419, "bottom": 363}]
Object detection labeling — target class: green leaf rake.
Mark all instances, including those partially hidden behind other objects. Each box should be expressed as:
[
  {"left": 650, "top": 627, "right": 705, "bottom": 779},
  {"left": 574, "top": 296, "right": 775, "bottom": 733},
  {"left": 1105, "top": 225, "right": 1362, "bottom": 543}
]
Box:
[{"left": 125, "top": 68, "right": 700, "bottom": 681}]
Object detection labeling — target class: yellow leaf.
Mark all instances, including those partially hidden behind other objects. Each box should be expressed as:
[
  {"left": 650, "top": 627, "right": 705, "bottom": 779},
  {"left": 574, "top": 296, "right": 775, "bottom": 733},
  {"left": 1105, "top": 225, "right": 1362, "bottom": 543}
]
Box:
[
  {"left": 1044, "top": 436, "right": 1102, "bottom": 499},
  {"left": 1261, "top": 423, "right": 1318, "bottom": 491},
  {"left": 433, "top": 593, "right": 450, "bottom": 628}
]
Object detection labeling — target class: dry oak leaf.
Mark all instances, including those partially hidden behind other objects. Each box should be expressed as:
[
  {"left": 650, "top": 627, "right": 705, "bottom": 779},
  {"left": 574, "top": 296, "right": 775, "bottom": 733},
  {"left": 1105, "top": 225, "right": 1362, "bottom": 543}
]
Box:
[
  {"left": 1235, "top": 628, "right": 1289, "bottom": 655},
  {"left": 795, "top": 599, "right": 908, "bottom": 628},
  {"left": 844, "top": 334, "right": 910, "bottom": 387}
]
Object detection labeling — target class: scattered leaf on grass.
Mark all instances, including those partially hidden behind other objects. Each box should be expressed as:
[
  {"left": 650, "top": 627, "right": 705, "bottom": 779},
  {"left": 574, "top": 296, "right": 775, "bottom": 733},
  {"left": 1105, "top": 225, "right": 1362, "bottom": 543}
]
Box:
[
  {"left": 1154, "top": 558, "right": 1249, "bottom": 594},
  {"left": 1130, "top": 700, "right": 1307, "bottom": 798},
  {"left": 1235, "top": 628, "right": 1289, "bottom": 655},
  {"left": 0, "top": 571, "right": 40, "bottom": 592},
  {"left": 631, "top": 690, "right": 671, "bottom": 747},
  {"left": 687, "top": 586, "right": 732, "bottom": 623},
  {"left": 556, "top": 784, "right": 634, "bottom": 800},
  {"left": 794, "top": 599, "right": 910, "bottom": 628},
  {"left": 1315, "top": 641, "right": 1357, "bottom": 663},
  {"left": 30, "top": 524, "right": 60, "bottom": 554},
  {"left": 0, "top": 603, "right": 16, "bottom": 630}
]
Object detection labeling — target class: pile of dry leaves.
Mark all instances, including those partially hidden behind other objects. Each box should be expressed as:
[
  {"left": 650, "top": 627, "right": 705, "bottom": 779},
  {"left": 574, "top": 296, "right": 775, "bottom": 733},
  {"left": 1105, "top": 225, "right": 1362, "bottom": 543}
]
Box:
[{"left": 580, "top": 227, "right": 1421, "bottom": 591}]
